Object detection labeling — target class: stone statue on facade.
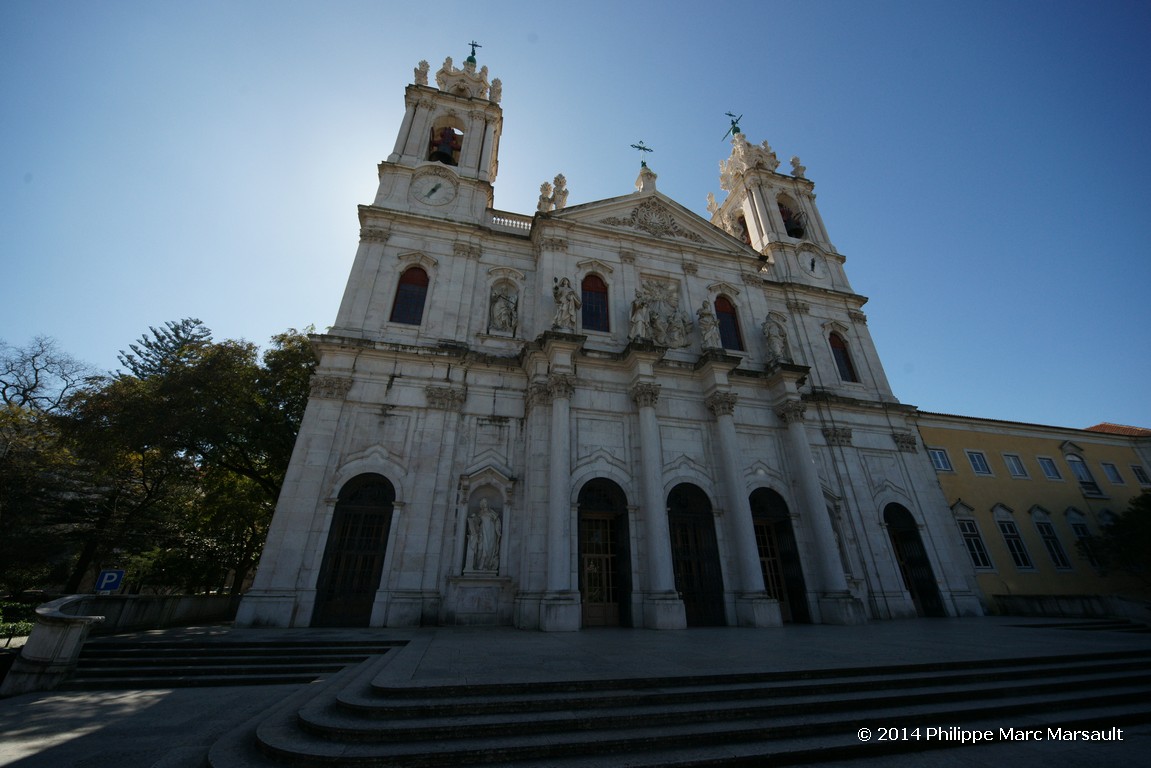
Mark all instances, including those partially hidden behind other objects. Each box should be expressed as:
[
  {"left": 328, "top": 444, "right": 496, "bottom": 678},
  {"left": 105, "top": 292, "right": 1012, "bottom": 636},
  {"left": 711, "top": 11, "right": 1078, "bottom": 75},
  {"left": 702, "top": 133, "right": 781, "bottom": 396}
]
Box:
[
  {"left": 697, "top": 301, "right": 722, "bottom": 349},
  {"left": 763, "top": 318, "right": 791, "bottom": 365},
  {"left": 537, "top": 182, "right": 554, "bottom": 213},
  {"left": 627, "top": 280, "right": 691, "bottom": 348},
  {"left": 536, "top": 174, "right": 568, "bottom": 213},
  {"left": 628, "top": 290, "right": 652, "bottom": 340},
  {"left": 414, "top": 60, "right": 430, "bottom": 86},
  {"left": 489, "top": 78, "right": 502, "bottom": 104},
  {"left": 488, "top": 284, "right": 518, "bottom": 334},
  {"left": 466, "top": 499, "right": 502, "bottom": 572},
  {"left": 552, "top": 277, "right": 580, "bottom": 331}
]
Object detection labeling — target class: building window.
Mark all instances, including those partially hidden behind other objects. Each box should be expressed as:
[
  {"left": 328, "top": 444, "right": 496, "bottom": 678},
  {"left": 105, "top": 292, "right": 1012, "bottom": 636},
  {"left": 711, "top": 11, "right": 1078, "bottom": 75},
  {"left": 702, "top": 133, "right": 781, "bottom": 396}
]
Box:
[
  {"left": 928, "top": 448, "right": 953, "bottom": 472},
  {"left": 1069, "top": 517, "right": 1100, "bottom": 568},
  {"left": 1003, "top": 453, "right": 1028, "bottom": 478},
  {"left": 389, "top": 266, "right": 429, "bottom": 325},
  {"left": 428, "top": 124, "right": 463, "bottom": 165},
  {"left": 1035, "top": 521, "right": 1072, "bottom": 569},
  {"left": 1132, "top": 465, "right": 1151, "bottom": 486},
  {"left": 1037, "top": 457, "right": 1062, "bottom": 480},
  {"left": 1065, "top": 455, "right": 1103, "bottom": 496},
  {"left": 998, "top": 520, "right": 1033, "bottom": 569},
  {"left": 1100, "top": 462, "right": 1124, "bottom": 485},
  {"left": 714, "top": 296, "right": 744, "bottom": 351},
  {"left": 829, "top": 333, "right": 859, "bottom": 382},
  {"left": 581, "top": 274, "right": 610, "bottom": 332},
  {"left": 957, "top": 519, "right": 993, "bottom": 569},
  {"left": 777, "top": 195, "right": 807, "bottom": 238},
  {"left": 966, "top": 450, "right": 992, "bottom": 475}
]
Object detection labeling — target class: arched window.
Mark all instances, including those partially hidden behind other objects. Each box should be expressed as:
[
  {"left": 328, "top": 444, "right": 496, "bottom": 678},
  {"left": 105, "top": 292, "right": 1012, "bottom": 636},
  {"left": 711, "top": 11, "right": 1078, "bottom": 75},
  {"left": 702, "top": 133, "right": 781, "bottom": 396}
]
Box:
[
  {"left": 428, "top": 124, "right": 463, "bottom": 165},
  {"left": 714, "top": 296, "right": 744, "bottom": 351},
  {"left": 389, "top": 267, "right": 429, "bottom": 325},
  {"left": 777, "top": 196, "right": 806, "bottom": 238},
  {"left": 735, "top": 215, "right": 751, "bottom": 245},
  {"left": 829, "top": 332, "right": 859, "bottom": 382},
  {"left": 581, "top": 274, "right": 609, "bottom": 332}
]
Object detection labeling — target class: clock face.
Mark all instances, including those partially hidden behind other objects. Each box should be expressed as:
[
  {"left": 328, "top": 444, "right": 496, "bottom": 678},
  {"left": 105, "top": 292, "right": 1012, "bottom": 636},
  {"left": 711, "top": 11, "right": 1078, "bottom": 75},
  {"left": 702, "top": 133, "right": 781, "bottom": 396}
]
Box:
[
  {"left": 801, "top": 252, "right": 825, "bottom": 278},
  {"left": 409, "top": 173, "right": 458, "bottom": 206}
]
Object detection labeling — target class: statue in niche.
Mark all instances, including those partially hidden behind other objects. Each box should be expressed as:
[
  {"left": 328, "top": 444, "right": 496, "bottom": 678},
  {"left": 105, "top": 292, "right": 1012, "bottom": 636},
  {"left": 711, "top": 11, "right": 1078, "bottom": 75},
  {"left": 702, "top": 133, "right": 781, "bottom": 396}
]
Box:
[
  {"left": 466, "top": 499, "right": 503, "bottom": 572},
  {"left": 697, "top": 300, "right": 722, "bottom": 349},
  {"left": 488, "top": 284, "right": 518, "bottom": 334},
  {"left": 763, "top": 318, "right": 791, "bottom": 365},
  {"left": 552, "top": 277, "right": 580, "bottom": 331},
  {"left": 628, "top": 290, "right": 652, "bottom": 340}
]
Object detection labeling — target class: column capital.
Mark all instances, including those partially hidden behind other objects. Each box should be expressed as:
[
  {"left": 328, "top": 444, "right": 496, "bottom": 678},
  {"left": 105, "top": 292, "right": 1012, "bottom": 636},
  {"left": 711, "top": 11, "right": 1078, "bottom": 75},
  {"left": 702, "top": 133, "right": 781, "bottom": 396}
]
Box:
[
  {"left": 630, "top": 382, "right": 661, "bottom": 408},
  {"left": 775, "top": 400, "right": 807, "bottom": 424},
  {"left": 705, "top": 391, "right": 738, "bottom": 418},
  {"left": 547, "top": 373, "right": 575, "bottom": 400}
]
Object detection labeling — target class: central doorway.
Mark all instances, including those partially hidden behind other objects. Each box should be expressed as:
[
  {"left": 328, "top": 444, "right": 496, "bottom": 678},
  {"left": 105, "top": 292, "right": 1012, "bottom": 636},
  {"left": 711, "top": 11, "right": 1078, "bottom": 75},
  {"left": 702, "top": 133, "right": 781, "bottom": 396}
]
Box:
[
  {"left": 749, "top": 488, "right": 811, "bottom": 623},
  {"left": 578, "top": 479, "right": 632, "bottom": 627},
  {"left": 884, "top": 503, "right": 946, "bottom": 617},
  {"left": 312, "top": 474, "right": 395, "bottom": 627},
  {"left": 667, "top": 483, "right": 725, "bottom": 626}
]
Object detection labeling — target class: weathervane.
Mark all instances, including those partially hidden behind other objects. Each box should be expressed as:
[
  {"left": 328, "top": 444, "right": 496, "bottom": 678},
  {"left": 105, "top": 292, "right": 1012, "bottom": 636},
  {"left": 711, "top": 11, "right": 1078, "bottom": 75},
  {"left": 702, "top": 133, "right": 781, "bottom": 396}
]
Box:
[
  {"left": 722, "top": 112, "right": 743, "bottom": 141},
  {"left": 630, "top": 140, "right": 654, "bottom": 167},
  {"left": 467, "top": 40, "right": 482, "bottom": 62}
]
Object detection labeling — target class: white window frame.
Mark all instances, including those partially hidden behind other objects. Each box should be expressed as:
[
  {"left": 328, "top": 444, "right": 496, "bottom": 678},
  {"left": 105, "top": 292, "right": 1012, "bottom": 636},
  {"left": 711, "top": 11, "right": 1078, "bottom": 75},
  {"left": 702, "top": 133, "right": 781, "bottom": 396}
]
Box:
[
  {"left": 1003, "top": 453, "right": 1028, "bottom": 478},
  {"left": 1037, "top": 456, "right": 1063, "bottom": 480},
  {"left": 957, "top": 519, "right": 993, "bottom": 569},
  {"left": 1132, "top": 465, "right": 1151, "bottom": 486},
  {"left": 1035, "top": 520, "right": 1072, "bottom": 570},
  {"left": 966, "top": 450, "right": 992, "bottom": 476},
  {"left": 1100, "top": 462, "right": 1124, "bottom": 484},
  {"left": 997, "top": 519, "right": 1034, "bottom": 570},
  {"left": 928, "top": 448, "right": 953, "bottom": 472}
]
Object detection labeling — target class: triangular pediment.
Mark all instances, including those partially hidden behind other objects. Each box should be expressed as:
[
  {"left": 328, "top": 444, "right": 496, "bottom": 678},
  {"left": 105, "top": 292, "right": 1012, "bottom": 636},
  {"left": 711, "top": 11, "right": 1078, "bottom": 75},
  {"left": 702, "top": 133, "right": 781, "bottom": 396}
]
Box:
[{"left": 545, "top": 190, "right": 754, "bottom": 254}]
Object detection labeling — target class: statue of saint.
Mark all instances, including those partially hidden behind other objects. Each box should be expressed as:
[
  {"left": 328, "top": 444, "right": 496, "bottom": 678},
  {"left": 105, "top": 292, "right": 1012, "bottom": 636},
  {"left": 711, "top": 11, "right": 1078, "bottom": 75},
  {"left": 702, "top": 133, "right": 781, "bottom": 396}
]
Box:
[
  {"left": 628, "top": 290, "right": 651, "bottom": 340},
  {"left": 763, "top": 319, "right": 791, "bottom": 364},
  {"left": 466, "top": 499, "right": 502, "bottom": 572},
  {"left": 697, "top": 301, "right": 722, "bottom": 349},
  {"left": 552, "top": 277, "right": 580, "bottom": 331}
]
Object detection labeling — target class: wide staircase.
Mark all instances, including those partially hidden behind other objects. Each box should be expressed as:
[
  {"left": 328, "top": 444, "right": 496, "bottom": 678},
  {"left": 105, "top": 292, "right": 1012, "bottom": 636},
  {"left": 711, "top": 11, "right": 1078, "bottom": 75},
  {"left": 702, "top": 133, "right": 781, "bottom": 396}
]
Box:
[
  {"left": 208, "top": 647, "right": 1151, "bottom": 767},
  {"left": 62, "top": 636, "right": 406, "bottom": 690}
]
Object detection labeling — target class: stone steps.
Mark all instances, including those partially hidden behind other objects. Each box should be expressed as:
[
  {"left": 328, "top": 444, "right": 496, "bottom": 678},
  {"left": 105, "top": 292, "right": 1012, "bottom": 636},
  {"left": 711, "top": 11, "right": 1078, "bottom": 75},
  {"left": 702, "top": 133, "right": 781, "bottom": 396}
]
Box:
[
  {"left": 62, "top": 638, "right": 405, "bottom": 690},
  {"left": 207, "top": 648, "right": 1151, "bottom": 767}
]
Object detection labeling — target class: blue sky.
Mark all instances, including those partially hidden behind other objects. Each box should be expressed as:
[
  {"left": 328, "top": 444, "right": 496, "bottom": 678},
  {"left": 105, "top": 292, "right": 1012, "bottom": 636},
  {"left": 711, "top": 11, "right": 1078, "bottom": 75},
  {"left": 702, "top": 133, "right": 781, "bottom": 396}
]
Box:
[{"left": 2, "top": 1, "right": 1149, "bottom": 429}]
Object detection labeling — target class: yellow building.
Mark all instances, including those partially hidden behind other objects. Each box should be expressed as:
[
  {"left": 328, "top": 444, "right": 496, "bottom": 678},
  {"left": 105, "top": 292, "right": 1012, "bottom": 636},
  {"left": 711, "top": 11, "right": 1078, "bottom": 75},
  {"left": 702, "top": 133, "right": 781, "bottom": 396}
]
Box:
[{"left": 916, "top": 413, "right": 1151, "bottom": 617}]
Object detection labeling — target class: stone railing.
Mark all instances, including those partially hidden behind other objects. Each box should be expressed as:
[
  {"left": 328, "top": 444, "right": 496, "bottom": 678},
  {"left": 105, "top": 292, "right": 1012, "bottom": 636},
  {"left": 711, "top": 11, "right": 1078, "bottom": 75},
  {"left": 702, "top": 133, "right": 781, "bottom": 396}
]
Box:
[
  {"left": 488, "top": 209, "right": 533, "bottom": 234},
  {"left": 0, "top": 595, "right": 103, "bottom": 696},
  {"left": 0, "top": 594, "right": 240, "bottom": 696}
]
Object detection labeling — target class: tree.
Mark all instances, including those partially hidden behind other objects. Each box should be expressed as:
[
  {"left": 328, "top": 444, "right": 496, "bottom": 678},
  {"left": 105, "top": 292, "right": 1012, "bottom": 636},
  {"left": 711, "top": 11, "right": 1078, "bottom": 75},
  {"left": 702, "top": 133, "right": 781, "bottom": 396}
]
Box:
[{"left": 1090, "top": 492, "right": 1151, "bottom": 586}]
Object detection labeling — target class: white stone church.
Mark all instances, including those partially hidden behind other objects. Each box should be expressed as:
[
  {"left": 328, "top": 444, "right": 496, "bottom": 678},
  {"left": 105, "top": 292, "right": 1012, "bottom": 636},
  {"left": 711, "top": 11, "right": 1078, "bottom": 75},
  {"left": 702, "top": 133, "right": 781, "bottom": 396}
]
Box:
[{"left": 236, "top": 51, "right": 982, "bottom": 631}]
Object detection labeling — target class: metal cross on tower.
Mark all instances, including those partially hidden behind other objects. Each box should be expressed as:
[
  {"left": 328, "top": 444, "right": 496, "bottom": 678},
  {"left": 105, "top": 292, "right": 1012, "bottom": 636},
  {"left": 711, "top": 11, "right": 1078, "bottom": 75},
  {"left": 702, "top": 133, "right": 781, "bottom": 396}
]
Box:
[
  {"left": 722, "top": 112, "right": 743, "bottom": 140},
  {"left": 630, "top": 140, "right": 654, "bottom": 167},
  {"left": 467, "top": 40, "right": 482, "bottom": 60}
]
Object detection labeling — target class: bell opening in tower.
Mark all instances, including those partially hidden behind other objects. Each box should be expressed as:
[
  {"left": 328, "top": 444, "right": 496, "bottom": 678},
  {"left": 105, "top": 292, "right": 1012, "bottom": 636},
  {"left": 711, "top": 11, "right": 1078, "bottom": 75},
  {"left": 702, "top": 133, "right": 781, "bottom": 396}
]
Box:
[{"left": 428, "top": 124, "right": 463, "bottom": 166}]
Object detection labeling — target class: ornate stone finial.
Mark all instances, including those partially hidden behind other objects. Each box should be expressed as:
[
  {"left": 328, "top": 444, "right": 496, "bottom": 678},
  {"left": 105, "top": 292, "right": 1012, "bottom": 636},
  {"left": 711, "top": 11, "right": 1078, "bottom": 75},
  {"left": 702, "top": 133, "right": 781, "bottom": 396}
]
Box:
[
  {"left": 705, "top": 391, "right": 739, "bottom": 418},
  {"left": 630, "top": 382, "right": 661, "bottom": 409},
  {"left": 775, "top": 400, "right": 807, "bottom": 424},
  {"left": 537, "top": 182, "right": 554, "bottom": 213},
  {"left": 551, "top": 277, "right": 580, "bottom": 331},
  {"left": 790, "top": 155, "right": 806, "bottom": 179},
  {"left": 635, "top": 165, "right": 658, "bottom": 194},
  {"left": 719, "top": 134, "right": 780, "bottom": 192},
  {"left": 552, "top": 174, "right": 568, "bottom": 210},
  {"left": 489, "top": 78, "right": 502, "bottom": 104},
  {"left": 414, "top": 60, "right": 430, "bottom": 86},
  {"left": 706, "top": 192, "right": 719, "bottom": 215}
]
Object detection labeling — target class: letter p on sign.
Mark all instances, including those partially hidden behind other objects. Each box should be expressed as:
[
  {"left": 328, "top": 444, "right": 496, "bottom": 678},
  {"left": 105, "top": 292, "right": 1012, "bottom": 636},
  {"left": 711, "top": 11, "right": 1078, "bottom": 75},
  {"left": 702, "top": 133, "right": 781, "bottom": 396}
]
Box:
[{"left": 95, "top": 569, "right": 125, "bottom": 593}]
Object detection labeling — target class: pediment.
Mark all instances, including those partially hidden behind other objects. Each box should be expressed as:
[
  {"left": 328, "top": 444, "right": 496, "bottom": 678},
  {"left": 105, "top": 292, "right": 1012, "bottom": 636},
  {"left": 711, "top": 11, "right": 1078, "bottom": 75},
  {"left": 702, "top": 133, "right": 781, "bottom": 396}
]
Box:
[{"left": 547, "top": 191, "right": 753, "bottom": 254}]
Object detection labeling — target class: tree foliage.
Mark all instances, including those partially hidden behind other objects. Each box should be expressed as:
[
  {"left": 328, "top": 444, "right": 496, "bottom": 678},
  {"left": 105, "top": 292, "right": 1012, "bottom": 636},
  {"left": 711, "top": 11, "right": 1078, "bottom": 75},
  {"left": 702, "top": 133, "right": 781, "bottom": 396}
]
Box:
[
  {"left": 0, "top": 322, "right": 316, "bottom": 596},
  {"left": 1090, "top": 492, "right": 1151, "bottom": 586}
]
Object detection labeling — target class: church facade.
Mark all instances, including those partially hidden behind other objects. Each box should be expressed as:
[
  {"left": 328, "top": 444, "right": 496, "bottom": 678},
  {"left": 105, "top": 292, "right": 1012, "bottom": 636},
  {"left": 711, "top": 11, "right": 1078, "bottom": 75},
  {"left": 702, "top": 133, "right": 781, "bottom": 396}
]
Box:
[{"left": 236, "top": 53, "right": 983, "bottom": 631}]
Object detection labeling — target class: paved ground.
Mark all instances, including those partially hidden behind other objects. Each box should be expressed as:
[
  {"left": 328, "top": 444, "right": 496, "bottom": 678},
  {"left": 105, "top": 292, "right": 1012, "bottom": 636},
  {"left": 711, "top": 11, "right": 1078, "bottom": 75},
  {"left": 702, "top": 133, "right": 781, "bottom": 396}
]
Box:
[{"left": 1, "top": 616, "right": 1149, "bottom": 767}]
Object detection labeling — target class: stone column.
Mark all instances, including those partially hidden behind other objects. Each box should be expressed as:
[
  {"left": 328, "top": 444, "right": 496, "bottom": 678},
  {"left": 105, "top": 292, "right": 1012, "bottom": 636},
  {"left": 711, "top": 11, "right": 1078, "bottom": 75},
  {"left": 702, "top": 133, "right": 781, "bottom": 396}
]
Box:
[
  {"left": 388, "top": 97, "right": 418, "bottom": 162},
  {"left": 746, "top": 183, "right": 773, "bottom": 250},
  {"left": 479, "top": 118, "right": 498, "bottom": 182},
  {"left": 630, "top": 382, "right": 687, "bottom": 629},
  {"left": 540, "top": 372, "right": 581, "bottom": 631},
  {"left": 705, "top": 392, "right": 781, "bottom": 627},
  {"left": 775, "top": 400, "right": 867, "bottom": 624}
]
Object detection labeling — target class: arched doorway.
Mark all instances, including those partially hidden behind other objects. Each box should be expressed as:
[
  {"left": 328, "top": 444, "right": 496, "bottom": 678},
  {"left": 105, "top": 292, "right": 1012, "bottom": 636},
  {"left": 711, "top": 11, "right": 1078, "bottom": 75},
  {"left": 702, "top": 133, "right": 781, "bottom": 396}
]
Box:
[
  {"left": 749, "top": 488, "right": 811, "bottom": 623},
  {"left": 577, "top": 479, "right": 632, "bottom": 627},
  {"left": 884, "top": 503, "right": 945, "bottom": 618},
  {"left": 667, "top": 483, "right": 725, "bottom": 626},
  {"left": 311, "top": 474, "right": 395, "bottom": 627}
]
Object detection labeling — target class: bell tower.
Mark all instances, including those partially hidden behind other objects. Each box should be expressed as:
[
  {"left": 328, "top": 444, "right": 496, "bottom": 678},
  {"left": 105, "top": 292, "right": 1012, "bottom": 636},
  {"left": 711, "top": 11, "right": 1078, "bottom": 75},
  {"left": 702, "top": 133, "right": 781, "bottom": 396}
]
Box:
[
  {"left": 709, "top": 130, "right": 848, "bottom": 292},
  {"left": 374, "top": 45, "right": 503, "bottom": 223}
]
